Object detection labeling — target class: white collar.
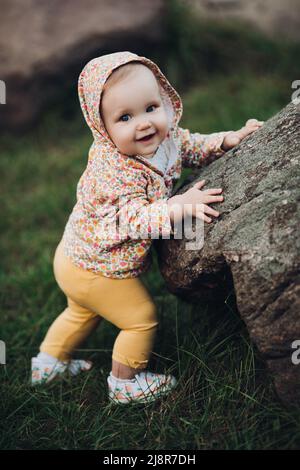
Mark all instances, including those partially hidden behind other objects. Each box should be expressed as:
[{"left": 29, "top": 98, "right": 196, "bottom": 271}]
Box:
[{"left": 149, "top": 134, "right": 178, "bottom": 174}]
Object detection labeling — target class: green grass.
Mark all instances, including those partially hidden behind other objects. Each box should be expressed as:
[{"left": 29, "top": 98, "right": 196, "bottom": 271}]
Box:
[{"left": 1, "top": 4, "right": 300, "bottom": 449}]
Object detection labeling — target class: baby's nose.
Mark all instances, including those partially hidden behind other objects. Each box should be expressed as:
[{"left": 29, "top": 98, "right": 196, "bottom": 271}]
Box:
[{"left": 136, "top": 120, "right": 152, "bottom": 130}]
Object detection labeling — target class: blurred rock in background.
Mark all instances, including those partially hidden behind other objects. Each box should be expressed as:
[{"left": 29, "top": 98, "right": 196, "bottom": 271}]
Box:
[
  {"left": 0, "top": 0, "right": 299, "bottom": 132},
  {"left": 0, "top": 0, "right": 166, "bottom": 131},
  {"left": 187, "top": 0, "right": 300, "bottom": 42}
]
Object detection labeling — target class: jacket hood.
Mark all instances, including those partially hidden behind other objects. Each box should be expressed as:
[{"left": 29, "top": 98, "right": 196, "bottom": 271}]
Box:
[{"left": 78, "top": 51, "right": 183, "bottom": 158}]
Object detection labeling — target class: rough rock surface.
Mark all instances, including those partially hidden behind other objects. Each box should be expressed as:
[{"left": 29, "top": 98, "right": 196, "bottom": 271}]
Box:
[{"left": 155, "top": 102, "right": 300, "bottom": 405}]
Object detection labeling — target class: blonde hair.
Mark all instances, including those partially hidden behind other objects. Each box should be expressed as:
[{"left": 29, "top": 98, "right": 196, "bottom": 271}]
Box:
[
  {"left": 103, "top": 61, "right": 146, "bottom": 91},
  {"left": 100, "top": 61, "right": 159, "bottom": 121}
]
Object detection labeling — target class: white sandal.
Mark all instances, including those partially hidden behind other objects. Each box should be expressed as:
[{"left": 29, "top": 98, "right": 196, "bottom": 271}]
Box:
[
  {"left": 107, "top": 370, "right": 177, "bottom": 404},
  {"left": 31, "top": 356, "right": 92, "bottom": 385}
]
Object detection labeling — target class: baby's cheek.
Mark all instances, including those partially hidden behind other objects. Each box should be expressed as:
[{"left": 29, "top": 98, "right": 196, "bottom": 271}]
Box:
[{"left": 118, "top": 130, "right": 132, "bottom": 149}]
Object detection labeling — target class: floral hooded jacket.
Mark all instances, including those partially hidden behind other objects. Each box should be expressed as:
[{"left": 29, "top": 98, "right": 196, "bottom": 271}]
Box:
[{"left": 61, "top": 51, "right": 229, "bottom": 279}]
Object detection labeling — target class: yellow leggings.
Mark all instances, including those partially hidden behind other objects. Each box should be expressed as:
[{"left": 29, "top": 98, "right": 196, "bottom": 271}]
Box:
[{"left": 39, "top": 241, "right": 158, "bottom": 369}]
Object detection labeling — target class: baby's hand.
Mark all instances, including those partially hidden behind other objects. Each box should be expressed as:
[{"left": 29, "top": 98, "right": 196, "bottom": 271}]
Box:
[
  {"left": 167, "top": 180, "right": 224, "bottom": 225},
  {"left": 221, "top": 118, "right": 264, "bottom": 151}
]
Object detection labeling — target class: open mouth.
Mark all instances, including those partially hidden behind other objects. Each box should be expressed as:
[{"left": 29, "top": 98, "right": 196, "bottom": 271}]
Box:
[{"left": 137, "top": 132, "right": 156, "bottom": 142}]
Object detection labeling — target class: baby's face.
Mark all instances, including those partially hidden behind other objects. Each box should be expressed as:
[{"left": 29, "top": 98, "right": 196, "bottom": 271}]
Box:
[{"left": 100, "top": 66, "right": 169, "bottom": 158}]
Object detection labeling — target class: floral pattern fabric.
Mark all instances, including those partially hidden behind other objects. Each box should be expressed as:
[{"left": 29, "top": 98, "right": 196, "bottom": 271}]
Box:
[{"left": 61, "top": 51, "right": 229, "bottom": 279}]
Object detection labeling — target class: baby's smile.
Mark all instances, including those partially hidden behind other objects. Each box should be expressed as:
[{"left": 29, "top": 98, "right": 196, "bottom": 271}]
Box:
[
  {"left": 100, "top": 64, "right": 169, "bottom": 159},
  {"left": 135, "top": 130, "right": 162, "bottom": 159},
  {"left": 136, "top": 131, "right": 157, "bottom": 142}
]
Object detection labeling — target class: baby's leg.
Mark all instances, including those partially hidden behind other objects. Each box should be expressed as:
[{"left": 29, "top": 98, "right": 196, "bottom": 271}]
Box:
[
  {"left": 39, "top": 240, "right": 102, "bottom": 361},
  {"left": 111, "top": 360, "right": 144, "bottom": 380},
  {"left": 82, "top": 275, "right": 158, "bottom": 379},
  {"left": 41, "top": 240, "right": 157, "bottom": 376},
  {"left": 85, "top": 277, "right": 178, "bottom": 404},
  {"left": 39, "top": 299, "right": 101, "bottom": 361},
  {"left": 111, "top": 292, "right": 158, "bottom": 379}
]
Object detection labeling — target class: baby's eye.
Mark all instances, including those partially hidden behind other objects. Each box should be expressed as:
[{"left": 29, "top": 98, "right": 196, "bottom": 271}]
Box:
[
  {"left": 146, "top": 105, "right": 157, "bottom": 112},
  {"left": 119, "top": 114, "right": 130, "bottom": 122}
]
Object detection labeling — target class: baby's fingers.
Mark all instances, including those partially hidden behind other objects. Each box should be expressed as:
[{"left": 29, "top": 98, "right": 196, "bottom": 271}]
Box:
[
  {"left": 202, "top": 204, "right": 220, "bottom": 218},
  {"left": 193, "top": 180, "right": 206, "bottom": 190},
  {"left": 246, "top": 118, "right": 264, "bottom": 127},
  {"left": 246, "top": 118, "right": 259, "bottom": 126},
  {"left": 195, "top": 210, "right": 212, "bottom": 224},
  {"left": 203, "top": 188, "right": 223, "bottom": 195},
  {"left": 204, "top": 194, "right": 224, "bottom": 203},
  {"left": 195, "top": 204, "right": 219, "bottom": 223}
]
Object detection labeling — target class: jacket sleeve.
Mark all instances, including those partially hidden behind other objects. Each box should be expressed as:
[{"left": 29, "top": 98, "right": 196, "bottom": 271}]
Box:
[
  {"left": 116, "top": 182, "right": 173, "bottom": 240},
  {"left": 177, "top": 126, "right": 232, "bottom": 168},
  {"left": 82, "top": 164, "right": 173, "bottom": 242}
]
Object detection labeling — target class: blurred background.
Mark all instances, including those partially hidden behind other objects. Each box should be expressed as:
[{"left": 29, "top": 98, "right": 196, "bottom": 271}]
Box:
[
  {"left": 1, "top": 0, "right": 300, "bottom": 450},
  {"left": 0, "top": 0, "right": 300, "bottom": 132}
]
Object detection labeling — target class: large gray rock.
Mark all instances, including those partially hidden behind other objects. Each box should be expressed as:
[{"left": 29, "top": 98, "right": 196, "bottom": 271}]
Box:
[
  {"left": 0, "top": 0, "right": 165, "bottom": 131},
  {"left": 188, "top": 0, "right": 300, "bottom": 42},
  {"left": 155, "top": 102, "right": 300, "bottom": 405}
]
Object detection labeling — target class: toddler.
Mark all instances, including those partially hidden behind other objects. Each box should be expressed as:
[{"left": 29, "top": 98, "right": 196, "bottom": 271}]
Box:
[{"left": 31, "top": 51, "right": 263, "bottom": 404}]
